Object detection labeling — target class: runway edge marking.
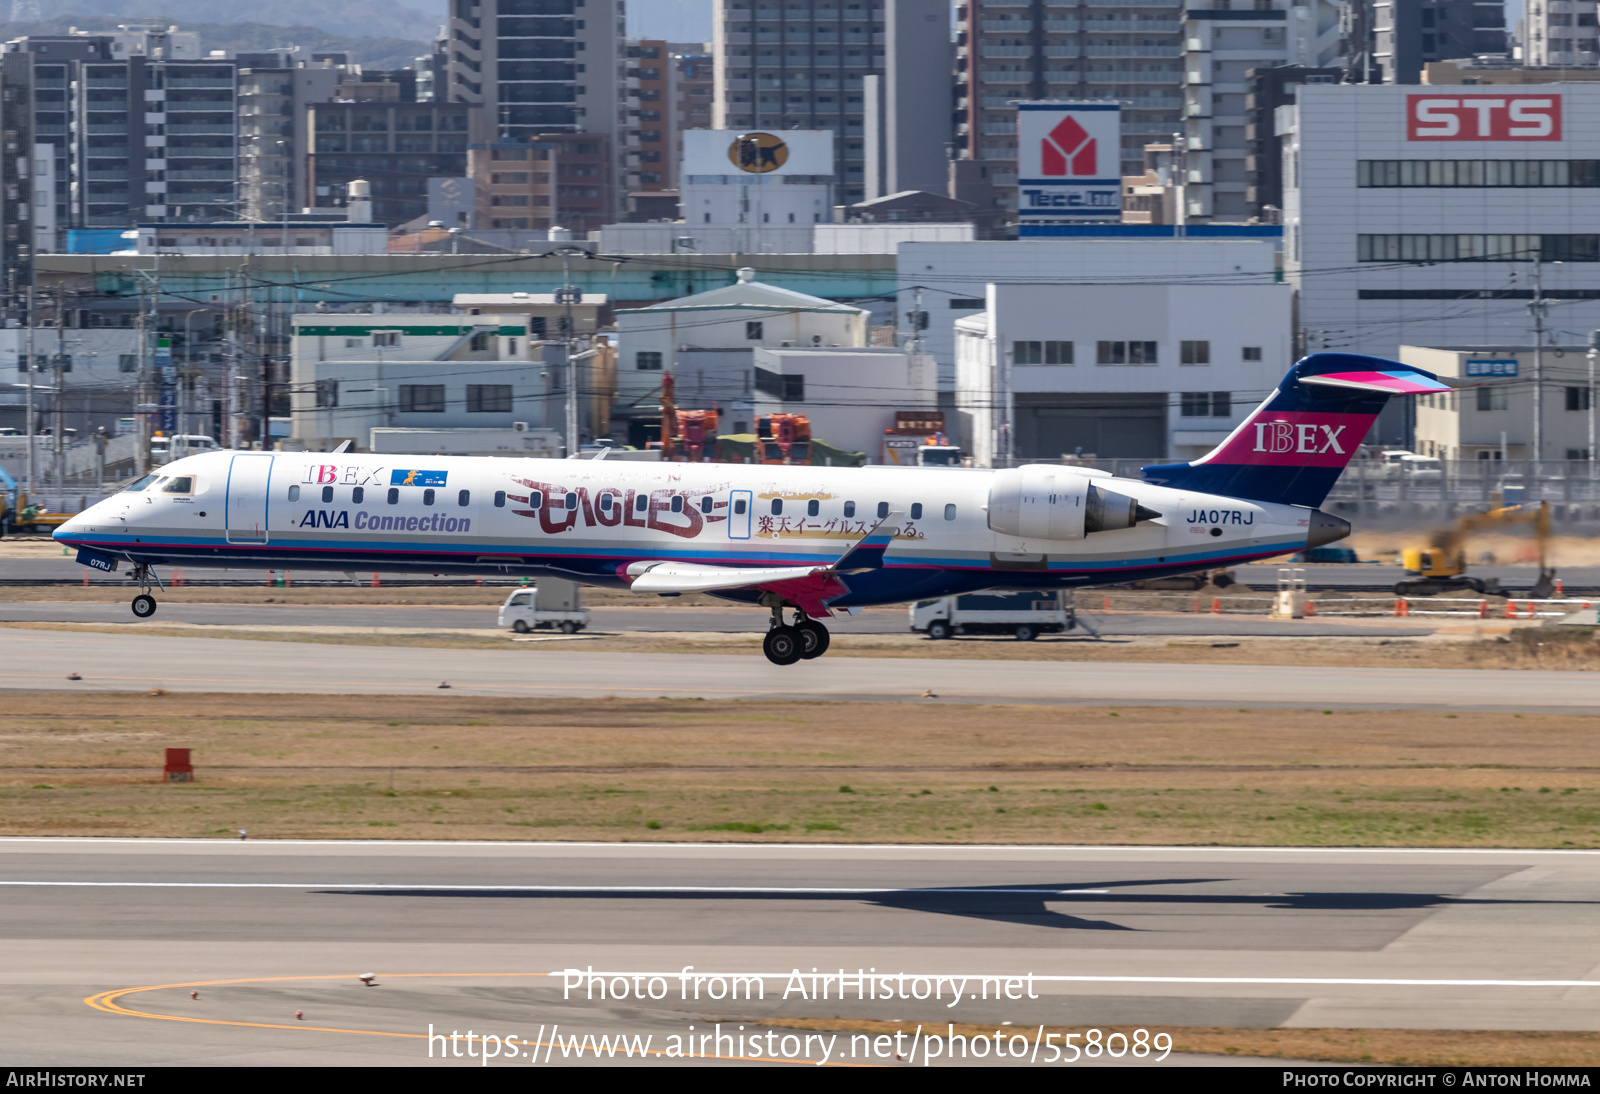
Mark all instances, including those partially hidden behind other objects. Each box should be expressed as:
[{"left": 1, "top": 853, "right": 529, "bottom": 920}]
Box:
[{"left": 82, "top": 972, "right": 869, "bottom": 1066}]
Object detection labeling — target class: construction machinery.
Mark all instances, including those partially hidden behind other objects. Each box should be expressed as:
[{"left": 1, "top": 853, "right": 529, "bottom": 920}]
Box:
[
  {"left": 1395, "top": 501, "right": 1555, "bottom": 597},
  {"left": 756, "top": 413, "right": 811, "bottom": 464}
]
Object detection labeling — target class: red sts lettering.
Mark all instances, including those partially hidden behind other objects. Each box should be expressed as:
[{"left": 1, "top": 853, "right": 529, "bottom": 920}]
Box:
[
  {"left": 510, "top": 481, "right": 724, "bottom": 539},
  {"left": 1210, "top": 412, "right": 1376, "bottom": 467},
  {"left": 1041, "top": 115, "right": 1097, "bottom": 176},
  {"left": 1408, "top": 95, "right": 1561, "bottom": 141}
]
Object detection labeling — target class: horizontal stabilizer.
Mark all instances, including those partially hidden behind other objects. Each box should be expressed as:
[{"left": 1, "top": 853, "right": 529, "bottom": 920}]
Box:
[
  {"left": 1301, "top": 370, "right": 1451, "bottom": 396},
  {"left": 625, "top": 561, "right": 827, "bottom": 595}
]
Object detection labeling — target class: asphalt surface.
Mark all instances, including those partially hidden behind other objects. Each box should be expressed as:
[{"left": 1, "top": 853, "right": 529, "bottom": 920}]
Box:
[
  {"left": 6, "top": 552, "right": 1596, "bottom": 593},
  {"left": 3, "top": 840, "right": 1596, "bottom": 1066},
  {"left": 0, "top": 599, "right": 1433, "bottom": 639},
  {"left": 0, "top": 629, "right": 1589, "bottom": 711}
]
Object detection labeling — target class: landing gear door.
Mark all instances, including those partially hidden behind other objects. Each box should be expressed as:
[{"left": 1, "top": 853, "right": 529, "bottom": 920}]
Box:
[
  {"left": 728, "top": 490, "right": 752, "bottom": 540},
  {"left": 225, "top": 453, "right": 274, "bottom": 544}
]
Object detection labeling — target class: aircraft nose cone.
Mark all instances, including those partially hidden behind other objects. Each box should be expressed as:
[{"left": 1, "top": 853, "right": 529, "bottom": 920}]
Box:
[{"left": 1306, "top": 509, "right": 1351, "bottom": 549}]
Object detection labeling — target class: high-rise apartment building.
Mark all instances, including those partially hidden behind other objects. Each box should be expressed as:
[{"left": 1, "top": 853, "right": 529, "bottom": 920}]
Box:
[
  {"left": 1373, "top": 0, "right": 1505, "bottom": 83},
  {"left": 713, "top": 0, "right": 950, "bottom": 206},
  {"left": 236, "top": 53, "right": 349, "bottom": 221},
  {"left": 1524, "top": 0, "right": 1599, "bottom": 66},
  {"left": 955, "top": 0, "right": 1185, "bottom": 219},
  {"left": 1181, "top": 5, "right": 1295, "bottom": 224},
  {"left": 445, "top": 0, "right": 626, "bottom": 218},
  {"left": 308, "top": 98, "right": 472, "bottom": 225},
  {"left": 3, "top": 31, "right": 237, "bottom": 230}
]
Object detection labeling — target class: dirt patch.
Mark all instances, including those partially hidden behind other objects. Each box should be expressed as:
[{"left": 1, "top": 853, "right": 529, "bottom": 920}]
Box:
[{"left": 1, "top": 692, "right": 1596, "bottom": 845}]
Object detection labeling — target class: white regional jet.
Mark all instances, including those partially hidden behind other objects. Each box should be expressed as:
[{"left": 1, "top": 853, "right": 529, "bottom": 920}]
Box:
[{"left": 54, "top": 354, "right": 1448, "bottom": 665}]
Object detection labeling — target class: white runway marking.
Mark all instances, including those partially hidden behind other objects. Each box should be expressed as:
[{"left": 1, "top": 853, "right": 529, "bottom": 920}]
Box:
[
  {"left": 0, "top": 881, "right": 1109, "bottom": 894},
  {"left": 553, "top": 971, "right": 1600, "bottom": 989}
]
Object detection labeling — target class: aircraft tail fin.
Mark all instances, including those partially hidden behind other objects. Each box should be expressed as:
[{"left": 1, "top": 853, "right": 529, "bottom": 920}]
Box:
[{"left": 1140, "top": 353, "right": 1450, "bottom": 508}]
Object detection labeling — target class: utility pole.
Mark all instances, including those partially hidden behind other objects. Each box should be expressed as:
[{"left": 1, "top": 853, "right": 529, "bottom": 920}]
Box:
[
  {"left": 551, "top": 235, "right": 583, "bottom": 456},
  {"left": 1529, "top": 256, "right": 1548, "bottom": 468},
  {"left": 23, "top": 282, "right": 35, "bottom": 501},
  {"left": 1589, "top": 329, "right": 1599, "bottom": 480},
  {"left": 53, "top": 288, "right": 64, "bottom": 501}
]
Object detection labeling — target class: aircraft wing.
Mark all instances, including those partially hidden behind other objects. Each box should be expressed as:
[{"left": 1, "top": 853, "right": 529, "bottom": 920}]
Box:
[
  {"left": 623, "top": 512, "right": 902, "bottom": 617},
  {"left": 625, "top": 561, "right": 831, "bottom": 594}
]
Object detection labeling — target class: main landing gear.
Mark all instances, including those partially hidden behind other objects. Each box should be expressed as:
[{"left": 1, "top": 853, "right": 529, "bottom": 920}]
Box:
[
  {"left": 761, "top": 602, "right": 830, "bottom": 666},
  {"left": 128, "top": 563, "right": 162, "bottom": 618}
]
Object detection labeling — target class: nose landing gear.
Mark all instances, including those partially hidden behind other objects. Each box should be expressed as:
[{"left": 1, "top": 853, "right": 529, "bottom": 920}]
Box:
[
  {"left": 128, "top": 563, "right": 163, "bottom": 618},
  {"left": 761, "top": 603, "right": 830, "bottom": 666}
]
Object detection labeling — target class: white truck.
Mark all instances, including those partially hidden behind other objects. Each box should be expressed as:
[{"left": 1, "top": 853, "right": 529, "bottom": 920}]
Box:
[
  {"left": 497, "top": 578, "right": 591, "bottom": 634},
  {"left": 909, "top": 589, "right": 1095, "bottom": 641}
]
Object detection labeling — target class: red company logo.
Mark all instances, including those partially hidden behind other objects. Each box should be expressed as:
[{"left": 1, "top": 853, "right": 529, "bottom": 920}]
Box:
[
  {"left": 1041, "top": 115, "right": 1097, "bottom": 176},
  {"left": 1407, "top": 95, "right": 1562, "bottom": 141}
]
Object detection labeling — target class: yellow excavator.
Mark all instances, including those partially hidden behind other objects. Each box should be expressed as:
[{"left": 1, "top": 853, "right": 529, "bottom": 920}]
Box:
[{"left": 1395, "top": 501, "right": 1555, "bottom": 598}]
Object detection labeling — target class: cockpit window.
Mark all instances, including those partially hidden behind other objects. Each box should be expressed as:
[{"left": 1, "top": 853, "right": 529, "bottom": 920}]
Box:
[
  {"left": 124, "top": 474, "right": 160, "bottom": 492},
  {"left": 160, "top": 476, "right": 194, "bottom": 494}
]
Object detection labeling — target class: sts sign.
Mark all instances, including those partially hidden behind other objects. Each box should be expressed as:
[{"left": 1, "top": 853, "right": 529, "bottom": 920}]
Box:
[
  {"left": 1015, "top": 102, "right": 1121, "bottom": 221},
  {"left": 1407, "top": 95, "right": 1562, "bottom": 141}
]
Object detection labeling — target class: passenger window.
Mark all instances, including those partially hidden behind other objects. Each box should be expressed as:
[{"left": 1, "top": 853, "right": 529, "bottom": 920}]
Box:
[
  {"left": 321, "top": 485, "right": 334, "bottom": 503},
  {"left": 634, "top": 493, "right": 648, "bottom": 513},
  {"left": 125, "top": 474, "right": 159, "bottom": 492},
  {"left": 160, "top": 477, "right": 193, "bottom": 494},
  {"left": 700, "top": 496, "right": 713, "bottom": 513},
  {"left": 734, "top": 498, "right": 747, "bottom": 515},
  {"left": 353, "top": 487, "right": 364, "bottom": 504},
  {"left": 807, "top": 499, "right": 819, "bottom": 517},
  {"left": 494, "top": 490, "right": 506, "bottom": 508},
  {"left": 288, "top": 484, "right": 301, "bottom": 502},
  {"left": 944, "top": 504, "right": 957, "bottom": 521},
  {"left": 670, "top": 495, "right": 684, "bottom": 513},
  {"left": 387, "top": 487, "right": 399, "bottom": 505},
  {"left": 529, "top": 491, "right": 543, "bottom": 509},
  {"left": 844, "top": 501, "right": 856, "bottom": 518},
  {"left": 565, "top": 492, "right": 577, "bottom": 510},
  {"left": 771, "top": 498, "right": 783, "bottom": 515},
  {"left": 458, "top": 489, "right": 470, "bottom": 507},
  {"left": 423, "top": 488, "right": 436, "bottom": 506},
  {"left": 600, "top": 493, "right": 614, "bottom": 512},
  {"left": 877, "top": 501, "right": 889, "bottom": 519},
  {"left": 911, "top": 503, "right": 923, "bottom": 520}
]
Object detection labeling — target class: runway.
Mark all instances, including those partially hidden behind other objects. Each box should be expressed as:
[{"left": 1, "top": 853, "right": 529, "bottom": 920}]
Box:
[
  {"left": 0, "top": 627, "right": 1588, "bottom": 711},
  {"left": 0, "top": 599, "right": 1433, "bottom": 639},
  {"left": 2, "top": 839, "right": 1596, "bottom": 1066}
]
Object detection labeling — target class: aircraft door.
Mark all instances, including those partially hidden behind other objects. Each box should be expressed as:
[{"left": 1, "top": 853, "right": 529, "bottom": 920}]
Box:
[
  {"left": 728, "top": 490, "right": 752, "bottom": 539},
  {"left": 224, "top": 453, "right": 274, "bottom": 544}
]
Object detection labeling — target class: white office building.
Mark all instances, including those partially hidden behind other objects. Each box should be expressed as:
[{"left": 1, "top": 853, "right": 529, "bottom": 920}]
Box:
[
  {"left": 598, "top": 129, "right": 834, "bottom": 255},
  {"left": 1283, "top": 83, "right": 1600, "bottom": 370},
  {"left": 955, "top": 280, "right": 1292, "bottom": 465},
  {"left": 897, "top": 237, "right": 1282, "bottom": 393},
  {"left": 613, "top": 268, "right": 869, "bottom": 439},
  {"left": 289, "top": 313, "right": 556, "bottom": 451}
]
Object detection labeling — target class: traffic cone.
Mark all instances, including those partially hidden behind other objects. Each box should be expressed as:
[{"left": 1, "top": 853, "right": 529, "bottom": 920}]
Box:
[
  {"left": 1556, "top": 579, "right": 1564, "bottom": 597},
  {"left": 371, "top": 572, "right": 380, "bottom": 588},
  {"left": 1395, "top": 598, "right": 1408, "bottom": 617},
  {"left": 1478, "top": 600, "right": 1488, "bottom": 619},
  {"left": 1211, "top": 597, "right": 1221, "bottom": 614},
  {"left": 1304, "top": 600, "right": 1316, "bottom": 617}
]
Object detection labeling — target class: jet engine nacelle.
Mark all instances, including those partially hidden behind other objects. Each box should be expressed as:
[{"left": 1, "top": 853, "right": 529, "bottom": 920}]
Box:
[{"left": 986, "top": 465, "right": 1160, "bottom": 540}]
